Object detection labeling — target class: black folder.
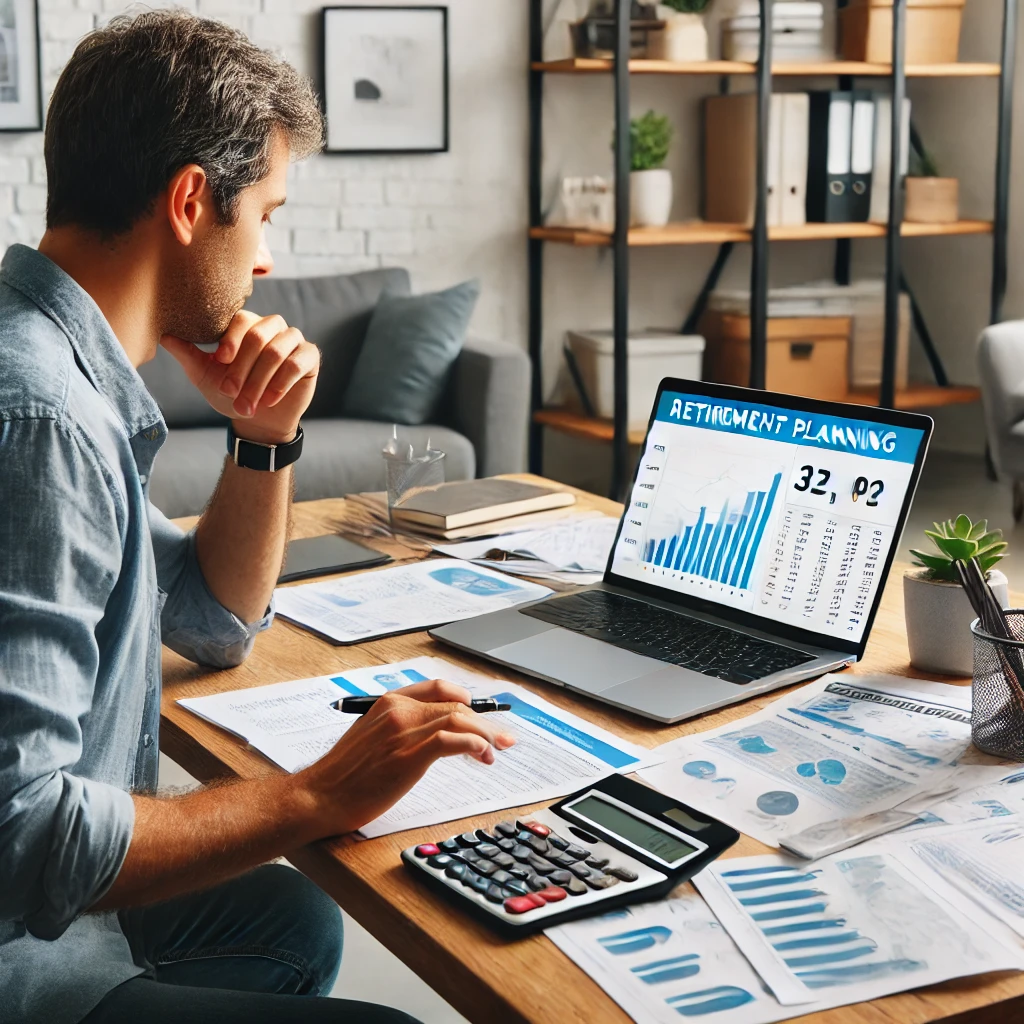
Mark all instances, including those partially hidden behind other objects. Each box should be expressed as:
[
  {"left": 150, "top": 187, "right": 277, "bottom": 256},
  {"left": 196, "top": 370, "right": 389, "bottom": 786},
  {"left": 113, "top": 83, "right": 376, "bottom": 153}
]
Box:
[{"left": 806, "top": 90, "right": 874, "bottom": 223}]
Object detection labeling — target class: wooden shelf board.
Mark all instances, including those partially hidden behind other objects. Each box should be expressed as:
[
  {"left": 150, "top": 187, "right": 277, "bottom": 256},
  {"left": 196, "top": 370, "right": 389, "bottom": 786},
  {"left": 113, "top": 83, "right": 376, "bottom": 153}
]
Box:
[
  {"left": 530, "top": 220, "right": 993, "bottom": 247},
  {"left": 533, "top": 58, "right": 1001, "bottom": 77},
  {"left": 535, "top": 388, "right": 980, "bottom": 443}
]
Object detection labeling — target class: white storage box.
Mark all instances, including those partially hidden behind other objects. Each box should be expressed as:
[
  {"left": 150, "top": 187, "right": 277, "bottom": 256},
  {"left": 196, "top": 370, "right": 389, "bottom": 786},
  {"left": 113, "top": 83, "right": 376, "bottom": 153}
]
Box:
[
  {"left": 565, "top": 330, "right": 705, "bottom": 430},
  {"left": 721, "top": 0, "right": 828, "bottom": 61},
  {"left": 707, "top": 280, "right": 910, "bottom": 390}
]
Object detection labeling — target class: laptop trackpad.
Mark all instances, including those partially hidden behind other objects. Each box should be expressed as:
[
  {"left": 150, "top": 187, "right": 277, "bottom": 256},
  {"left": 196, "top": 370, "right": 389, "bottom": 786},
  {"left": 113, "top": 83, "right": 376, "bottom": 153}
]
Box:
[{"left": 489, "top": 629, "right": 656, "bottom": 695}]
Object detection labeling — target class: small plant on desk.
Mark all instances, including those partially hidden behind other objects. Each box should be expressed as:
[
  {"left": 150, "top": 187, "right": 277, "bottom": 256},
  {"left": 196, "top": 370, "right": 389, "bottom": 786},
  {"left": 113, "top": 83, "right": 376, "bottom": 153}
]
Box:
[
  {"left": 904, "top": 514, "right": 1009, "bottom": 676},
  {"left": 616, "top": 110, "right": 674, "bottom": 227}
]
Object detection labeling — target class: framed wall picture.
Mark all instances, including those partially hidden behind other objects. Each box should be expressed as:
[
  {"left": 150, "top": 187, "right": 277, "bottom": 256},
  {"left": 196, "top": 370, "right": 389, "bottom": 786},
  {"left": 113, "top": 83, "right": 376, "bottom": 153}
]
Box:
[
  {"left": 321, "top": 5, "right": 449, "bottom": 155},
  {"left": 0, "top": 0, "right": 40, "bottom": 132}
]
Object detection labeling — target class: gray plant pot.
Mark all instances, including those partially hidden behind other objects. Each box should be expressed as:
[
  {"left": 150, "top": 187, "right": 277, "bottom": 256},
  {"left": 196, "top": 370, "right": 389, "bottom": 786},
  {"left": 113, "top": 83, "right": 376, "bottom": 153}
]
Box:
[{"left": 904, "top": 568, "right": 1009, "bottom": 676}]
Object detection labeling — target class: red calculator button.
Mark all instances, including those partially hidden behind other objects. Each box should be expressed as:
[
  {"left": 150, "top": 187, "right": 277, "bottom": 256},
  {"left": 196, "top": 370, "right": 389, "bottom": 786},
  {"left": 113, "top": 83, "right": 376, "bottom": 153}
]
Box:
[
  {"left": 524, "top": 822, "right": 550, "bottom": 837},
  {"left": 504, "top": 896, "right": 542, "bottom": 915},
  {"left": 415, "top": 843, "right": 440, "bottom": 858},
  {"left": 537, "top": 886, "right": 568, "bottom": 903}
]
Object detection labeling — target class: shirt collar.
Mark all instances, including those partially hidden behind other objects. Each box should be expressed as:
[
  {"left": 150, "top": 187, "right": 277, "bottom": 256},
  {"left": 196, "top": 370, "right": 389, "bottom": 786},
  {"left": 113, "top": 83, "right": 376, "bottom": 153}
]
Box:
[{"left": 0, "top": 243, "right": 165, "bottom": 440}]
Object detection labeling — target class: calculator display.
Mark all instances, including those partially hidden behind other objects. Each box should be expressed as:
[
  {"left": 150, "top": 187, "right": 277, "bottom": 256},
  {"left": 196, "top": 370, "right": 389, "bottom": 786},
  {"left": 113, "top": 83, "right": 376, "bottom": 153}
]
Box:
[{"left": 569, "top": 795, "right": 698, "bottom": 866}]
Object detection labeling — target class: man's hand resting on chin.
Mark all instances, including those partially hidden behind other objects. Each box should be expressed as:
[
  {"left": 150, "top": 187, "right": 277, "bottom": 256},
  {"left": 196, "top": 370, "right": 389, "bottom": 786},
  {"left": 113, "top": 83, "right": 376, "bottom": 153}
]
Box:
[{"left": 161, "top": 311, "right": 320, "bottom": 445}]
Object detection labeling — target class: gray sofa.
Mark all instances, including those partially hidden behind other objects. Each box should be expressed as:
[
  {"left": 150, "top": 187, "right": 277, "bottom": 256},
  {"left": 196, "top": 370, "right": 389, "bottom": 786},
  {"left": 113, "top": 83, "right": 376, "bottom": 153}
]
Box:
[{"left": 139, "top": 268, "right": 530, "bottom": 518}]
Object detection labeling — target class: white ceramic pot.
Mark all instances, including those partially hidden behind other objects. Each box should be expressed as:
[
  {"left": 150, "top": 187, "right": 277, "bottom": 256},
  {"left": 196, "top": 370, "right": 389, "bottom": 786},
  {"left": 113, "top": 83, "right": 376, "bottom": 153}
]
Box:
[
  {"left": 630, "top": 169, "right": 673, "bottom": 227},
  {"left": 648, "top": 12, "right": 710, "bottom": 62},
  {"left": 903, "top": 568, "right": 1009, "bottom": 676}
]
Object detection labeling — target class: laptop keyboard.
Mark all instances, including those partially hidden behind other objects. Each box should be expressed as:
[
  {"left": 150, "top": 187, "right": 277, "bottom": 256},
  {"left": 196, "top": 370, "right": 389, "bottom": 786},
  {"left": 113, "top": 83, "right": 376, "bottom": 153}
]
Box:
[{"left": 521, "top": 590, "right": 815, "bottom": 684}]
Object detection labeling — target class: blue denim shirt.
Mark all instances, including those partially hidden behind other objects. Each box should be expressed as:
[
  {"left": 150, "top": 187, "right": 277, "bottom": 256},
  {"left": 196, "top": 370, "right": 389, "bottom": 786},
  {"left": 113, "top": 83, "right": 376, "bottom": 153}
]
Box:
[{"left": 0, "top": 245, "right": 272, "bottom": 1023}]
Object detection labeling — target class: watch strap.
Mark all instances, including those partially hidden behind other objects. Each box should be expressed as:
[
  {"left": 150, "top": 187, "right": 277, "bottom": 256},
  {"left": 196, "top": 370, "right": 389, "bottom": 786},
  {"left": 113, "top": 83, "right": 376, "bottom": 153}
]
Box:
[{"left": 227, "top": 425, "right": 303, "bottom": 472}]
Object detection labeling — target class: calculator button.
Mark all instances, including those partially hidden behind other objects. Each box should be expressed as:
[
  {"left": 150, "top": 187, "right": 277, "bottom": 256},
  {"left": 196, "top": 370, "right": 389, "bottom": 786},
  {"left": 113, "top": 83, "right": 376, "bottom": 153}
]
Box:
[
  {"left": 586, "top": 874, "right": 620, "bottom": 890},
  {"left": 585, "top": 856, "right": 609, "bottom": 869},
  {"left": 509, "top": 866, "right": 530, "bottom": 880},
  {"left": 537, "top": 886, "right": 567, "bottom": 903},
  {"left": 504, "top": 878, "right": 531, "bottom": 895},
  {"left": 564, "top": 844, "right": 591, "bottom": 861},
  {"left": 445, "top": 863, "right": 469, "bottom": 882},
  {"left": 522, "top": 821, "right": 551, "bottom": 837},
  {"left": 525, "top": 873, "right": 548, "bottom": 892},
  {"left": 491, "top": 869, "right": 514, "bottom": 885},
  {"left": 504, "top": 895, "right": 541, "bottom": 915},
  {"left": 547, "top": 852, "right": 575, "bottom": 868},
  {"left": 497, "top": 838, "right": 516, "bottom": 852},
  {"left": 466, "top": 873, "right": 491, "bottom": 895},
  {"left": 524, "top": 835, "right": 550, "bottom": 856},
  {"left": 510, "top": 844, "right": 532, "bottom": 862},
  {"left": 548, "top": 869, "right": 573, "bottom": 885},
  {"left": 454, "top": 848, "right": 482, "bottom": 865},
  {"left": 415, "top": 843, "right": 440, "bottom": 858},
  {"left": 476, "top": 844, "right": 500, "bottom": 859},
  {"left": 568, "top": 826, "right": 599, "bottom": 844},
  {"left": 527, "top": 854, "right": 557, "bottom": 875},
  {"left": 547, "top": 833, "right": 569, "bottom": 851},
  {"left": 476, "top": 829, "right": 499, "bottom": 844},
  {"left": 494, "top": 821, "right": 517, "bottom": 837},
  {"left": 607, "top": 866, "right": 639, "bottom": 882},
  {"left": 457, "top": 832, "right": 481, "bottom": 848},
  {"left": 569, "top": 863, "right": 592, "bottom": 879},
  {"left": 492, "top": 853, "right": 515, "bottom": 869},
  {"left": 485, "top": 883, "right": 513, "bottom": 904},
  {"left": 439, "top": 838, "right": 460, "bottom": 853},
  {"left": 426, "top": 854, "right": 453, "bottom": 870},
  {"left": 565, "top": 877, "right": 589, "bottom": 896},
  {"left": 472, "top": 859, "right": 498, "bottom": 877}
]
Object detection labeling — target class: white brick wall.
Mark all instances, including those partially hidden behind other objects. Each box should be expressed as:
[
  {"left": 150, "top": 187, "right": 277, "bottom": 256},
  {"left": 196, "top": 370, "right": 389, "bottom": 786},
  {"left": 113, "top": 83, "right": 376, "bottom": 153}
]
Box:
[{"left": 0, "top": 0, "right": 529, "bottom": 351}]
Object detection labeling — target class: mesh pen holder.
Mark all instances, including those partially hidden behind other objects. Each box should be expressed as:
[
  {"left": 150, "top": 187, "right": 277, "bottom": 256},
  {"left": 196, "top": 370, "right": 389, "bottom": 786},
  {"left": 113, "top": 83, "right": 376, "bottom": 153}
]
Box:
[{"left": 971, "top": 611, "right": 1024, "bottom": 760}]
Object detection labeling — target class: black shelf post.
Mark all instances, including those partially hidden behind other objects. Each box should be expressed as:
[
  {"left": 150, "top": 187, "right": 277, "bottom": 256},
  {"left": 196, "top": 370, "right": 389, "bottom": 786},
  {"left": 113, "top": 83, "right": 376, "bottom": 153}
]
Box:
[
  {"left": 527, "top": 0, "right": 544, "bottom": 474},
  {"left": 992, "top": 0, "right": 1017, "bottom": 325},
  {"left": 881, "top": 0, "right": 907, "bottom": 409},
  {"left": 610, "top": 0, "right": 632, "bottom": 500},
  {"left": 749, "top": 0, "right": 773, "bottom": 389}
]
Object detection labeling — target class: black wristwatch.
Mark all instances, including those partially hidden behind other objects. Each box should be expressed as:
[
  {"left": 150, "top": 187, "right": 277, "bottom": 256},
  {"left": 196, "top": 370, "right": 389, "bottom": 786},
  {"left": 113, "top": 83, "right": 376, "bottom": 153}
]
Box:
[{"left": 227, "top": 424, "right": 304, "bottom": 472}]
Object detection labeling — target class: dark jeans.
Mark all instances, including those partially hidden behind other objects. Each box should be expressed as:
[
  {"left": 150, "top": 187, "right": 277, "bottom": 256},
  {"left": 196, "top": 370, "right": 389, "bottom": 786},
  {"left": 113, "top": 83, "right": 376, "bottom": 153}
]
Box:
[{"left": 81, "top": 864, "right": 421, "bottom": 1024}]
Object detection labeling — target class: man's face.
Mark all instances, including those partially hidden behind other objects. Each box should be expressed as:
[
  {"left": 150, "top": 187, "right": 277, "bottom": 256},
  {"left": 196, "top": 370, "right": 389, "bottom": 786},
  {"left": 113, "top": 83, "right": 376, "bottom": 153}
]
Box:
[{"left": 159, "top": 132, "right": 288, "bottom": 347}]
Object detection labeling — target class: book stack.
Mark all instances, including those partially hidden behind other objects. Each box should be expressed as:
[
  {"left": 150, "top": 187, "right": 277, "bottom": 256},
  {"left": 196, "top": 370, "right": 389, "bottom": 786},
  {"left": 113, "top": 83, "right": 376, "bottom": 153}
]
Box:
[
  {"left": 704, "top": 91, "right": 912, "bottom": 227},
  {"left": 721, "top": 1, "right": 829, "bottom": 63}
]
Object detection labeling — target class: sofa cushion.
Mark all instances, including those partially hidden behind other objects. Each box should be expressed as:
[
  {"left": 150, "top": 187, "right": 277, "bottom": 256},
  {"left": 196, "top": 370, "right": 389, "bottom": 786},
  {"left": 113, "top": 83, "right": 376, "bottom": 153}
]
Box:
[
  {"left": 247, "top": 268, "right": 411, "bottom": 419},
  {"left": 138, "top": 346, "right": 228, "bottom": 429},
  {"left": 341, "top": 279, "right": 480, "bottom": 425},
  {"left": 149, "top": 419, "right": 476, "bottom": 519}
]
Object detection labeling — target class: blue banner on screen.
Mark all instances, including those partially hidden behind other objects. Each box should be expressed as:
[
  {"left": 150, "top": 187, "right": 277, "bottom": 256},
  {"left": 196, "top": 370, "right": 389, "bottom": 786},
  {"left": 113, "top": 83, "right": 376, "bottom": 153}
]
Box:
[{"left": 612, "top": 391, "right": 927, "bottom": 643}]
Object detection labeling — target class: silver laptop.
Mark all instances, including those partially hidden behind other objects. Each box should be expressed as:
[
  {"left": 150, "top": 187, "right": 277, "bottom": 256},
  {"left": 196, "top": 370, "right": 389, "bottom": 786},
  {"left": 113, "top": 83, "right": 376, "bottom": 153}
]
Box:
[{"left": 431, "top": 379, "right": 932, "bottom": 723}]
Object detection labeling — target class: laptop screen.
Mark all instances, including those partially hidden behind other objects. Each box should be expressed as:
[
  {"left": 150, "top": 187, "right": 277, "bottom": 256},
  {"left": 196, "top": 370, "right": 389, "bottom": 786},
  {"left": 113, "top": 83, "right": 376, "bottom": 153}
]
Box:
[{"left": 609, "top": 387, "right": 929, "bottom": 649}]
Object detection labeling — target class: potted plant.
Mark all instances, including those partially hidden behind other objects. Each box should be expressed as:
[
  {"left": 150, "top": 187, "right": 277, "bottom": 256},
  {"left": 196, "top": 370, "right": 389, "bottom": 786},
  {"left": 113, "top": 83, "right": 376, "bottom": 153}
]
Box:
[
  {"left": 905, "top": 515, "right": 1009, "bottom": 676},
  {"left": 620, "top": 110, "right": 674, "bottom": 227},
  {"left": 905, "top": 144, "right": 959, "bottom": 224},
  {"left": 648, "top": 0, "right": 711, "bottom": 62}
]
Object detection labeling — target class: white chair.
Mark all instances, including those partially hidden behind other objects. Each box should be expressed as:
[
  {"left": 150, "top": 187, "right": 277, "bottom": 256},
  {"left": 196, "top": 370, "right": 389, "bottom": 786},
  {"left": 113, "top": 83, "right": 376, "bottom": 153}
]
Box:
[{"left": 978, "top": 320, "right": 1024, "bottom": 520}]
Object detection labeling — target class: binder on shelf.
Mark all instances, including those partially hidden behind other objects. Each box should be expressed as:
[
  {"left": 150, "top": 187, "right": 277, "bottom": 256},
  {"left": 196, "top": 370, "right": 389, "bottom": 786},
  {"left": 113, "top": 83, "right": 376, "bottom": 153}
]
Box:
[
  {"left": 767, "top": 93, "right": 784, "bottom": 226},
  {"left": 806, "top": 91, "right": 853, "bottom": 222},
  {"left": 869, "top": 95, "right": 912, "bottom": 224},
  {"left": 779, "top": 92, "right": 810, "bottom": 226},
  {"left": 849, "top": 95, "right": 875, "bottom": 221}
]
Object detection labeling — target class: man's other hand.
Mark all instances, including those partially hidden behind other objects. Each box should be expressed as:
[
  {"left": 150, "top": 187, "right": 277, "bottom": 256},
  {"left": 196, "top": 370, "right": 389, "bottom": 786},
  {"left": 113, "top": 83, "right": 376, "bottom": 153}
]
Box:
[
  {"left": 297, "top": 678, "right": 517, "bottom": 838},
  {"left": 161, "top": 311, "right": 320, "bottom": 444}
]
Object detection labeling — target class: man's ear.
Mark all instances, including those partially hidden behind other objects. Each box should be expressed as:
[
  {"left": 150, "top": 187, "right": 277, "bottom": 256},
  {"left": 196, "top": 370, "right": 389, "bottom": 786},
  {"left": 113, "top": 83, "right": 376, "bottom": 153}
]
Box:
[{"left": 165, "top": 164, "right": 210, "bottom": 246}]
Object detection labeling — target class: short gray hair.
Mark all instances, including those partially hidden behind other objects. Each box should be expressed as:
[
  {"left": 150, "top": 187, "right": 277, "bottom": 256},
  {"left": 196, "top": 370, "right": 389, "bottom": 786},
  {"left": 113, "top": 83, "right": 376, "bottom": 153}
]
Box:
[{"left": 45, "top": 8, "right": 324, "bottom": 236}]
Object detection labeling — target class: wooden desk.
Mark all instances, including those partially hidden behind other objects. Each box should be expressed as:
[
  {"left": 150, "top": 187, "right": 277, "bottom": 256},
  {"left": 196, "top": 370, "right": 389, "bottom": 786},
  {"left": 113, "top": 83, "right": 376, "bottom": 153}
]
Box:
[{"left": 161, "top": 476, "right": 1023, "bottom": 1024}]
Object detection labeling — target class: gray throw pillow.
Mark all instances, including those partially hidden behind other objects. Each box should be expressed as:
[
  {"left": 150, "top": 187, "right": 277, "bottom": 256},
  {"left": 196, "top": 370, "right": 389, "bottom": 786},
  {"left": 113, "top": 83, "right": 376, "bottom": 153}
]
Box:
[{"left": 342, "top": 279, "right": 480, "bottom": 425}]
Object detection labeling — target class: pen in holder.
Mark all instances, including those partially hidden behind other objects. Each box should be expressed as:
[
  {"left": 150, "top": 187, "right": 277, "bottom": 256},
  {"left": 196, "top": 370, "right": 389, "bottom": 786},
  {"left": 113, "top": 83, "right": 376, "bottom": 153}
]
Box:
[{"left": 383, "top": 426, "right": 446, "bottom": 526}]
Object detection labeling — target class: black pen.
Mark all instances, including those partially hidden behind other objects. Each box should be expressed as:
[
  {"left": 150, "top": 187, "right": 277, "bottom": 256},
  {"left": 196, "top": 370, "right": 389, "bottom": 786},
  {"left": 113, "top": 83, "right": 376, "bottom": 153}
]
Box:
[{"left": 331, "top": 695, "right": 512, "bottom": 715}]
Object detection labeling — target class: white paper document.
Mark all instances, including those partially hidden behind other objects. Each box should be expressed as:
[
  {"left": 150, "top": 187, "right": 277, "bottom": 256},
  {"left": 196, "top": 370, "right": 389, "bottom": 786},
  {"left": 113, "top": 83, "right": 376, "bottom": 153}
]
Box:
[
  {"left": 433, "top": 516, "right": 618, "bottom": 586},
  {"left": 273, "top": 558, "right": 552, "bottom": 644},
  {"left": 548, "top": 891, "right": 797, "bottom": 1024},
  {"left": 694, "top": 847, "right": 1024, "bottom": 1010},
  {"left": 640, "top": 675, "right": 975, "bottom": 846},
  {"left": 177, "top": 656, "right": 661, "bottom": 838}
]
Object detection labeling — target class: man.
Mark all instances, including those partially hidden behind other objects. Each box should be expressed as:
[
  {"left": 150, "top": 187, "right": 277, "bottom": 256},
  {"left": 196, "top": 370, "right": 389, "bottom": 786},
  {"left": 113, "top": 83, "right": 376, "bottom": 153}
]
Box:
[{"left": 0, "top": 11, "right": 514, "bottom": 1023}]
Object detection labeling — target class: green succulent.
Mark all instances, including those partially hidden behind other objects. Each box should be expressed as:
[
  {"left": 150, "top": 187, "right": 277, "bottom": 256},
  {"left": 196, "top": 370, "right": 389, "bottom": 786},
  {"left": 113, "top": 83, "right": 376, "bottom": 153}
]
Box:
[
  {"left": 663, "top": 0, "right": 712, "bottom": 12},
  {"left": 614, "top": 110, "right": 672, "bottom": 172},
  {"left": 910, "top": 514, "right": 1008, "bottom": 583}
]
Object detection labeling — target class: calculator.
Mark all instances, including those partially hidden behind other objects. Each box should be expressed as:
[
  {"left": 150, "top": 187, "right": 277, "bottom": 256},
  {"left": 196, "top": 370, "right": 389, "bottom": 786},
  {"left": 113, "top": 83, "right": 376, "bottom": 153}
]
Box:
[{"left": 400, "top": 774, "right": 739, "bottom": 935}]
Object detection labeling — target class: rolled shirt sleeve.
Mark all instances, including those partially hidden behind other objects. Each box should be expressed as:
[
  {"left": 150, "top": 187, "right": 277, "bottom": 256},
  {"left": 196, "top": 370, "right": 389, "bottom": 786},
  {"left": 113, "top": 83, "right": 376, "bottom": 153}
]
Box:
[
  {"left": 0, "top": 417, "right": 136, "bottom": 939},
  {"left": 148, "top": 501, "right": 273, "bottom": 669}
]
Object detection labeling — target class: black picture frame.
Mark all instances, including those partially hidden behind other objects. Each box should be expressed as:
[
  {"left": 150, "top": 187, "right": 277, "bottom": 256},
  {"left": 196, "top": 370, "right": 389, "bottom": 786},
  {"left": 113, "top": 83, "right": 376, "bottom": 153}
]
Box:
[
  {"left": 0, "top": 0, "right": 42, "bottom": 133},
  {"left": 320, "top": 5, "right": 449, "bottom": 156}
]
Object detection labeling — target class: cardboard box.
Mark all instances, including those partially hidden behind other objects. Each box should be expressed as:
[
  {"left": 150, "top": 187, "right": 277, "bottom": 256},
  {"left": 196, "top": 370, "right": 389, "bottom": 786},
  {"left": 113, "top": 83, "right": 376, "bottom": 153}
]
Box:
[
  {"left": 839, "top": 0, "right": 964, "bottom": 64},
  {"left": 701, "top": 312, "right": 851, "bottom": 402}
]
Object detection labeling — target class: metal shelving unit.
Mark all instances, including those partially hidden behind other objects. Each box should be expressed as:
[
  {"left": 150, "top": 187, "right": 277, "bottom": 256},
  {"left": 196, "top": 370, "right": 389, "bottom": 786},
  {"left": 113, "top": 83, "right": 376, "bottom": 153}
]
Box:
[{"left": 527, "top": 0, "right": 1017, "bottom": 500}]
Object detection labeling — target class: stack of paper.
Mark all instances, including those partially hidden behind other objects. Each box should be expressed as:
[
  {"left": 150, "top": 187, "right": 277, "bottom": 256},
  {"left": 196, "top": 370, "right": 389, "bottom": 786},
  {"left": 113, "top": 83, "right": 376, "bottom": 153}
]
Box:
[
  {"left": 273, "top": 558, "right": 552, "bottom": 645},
  {"left": 178, "top": 656, "right": 662, "bottom": 839},
  {"left": 433, "top": 517, "right": 619, "bottom": 585}
]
